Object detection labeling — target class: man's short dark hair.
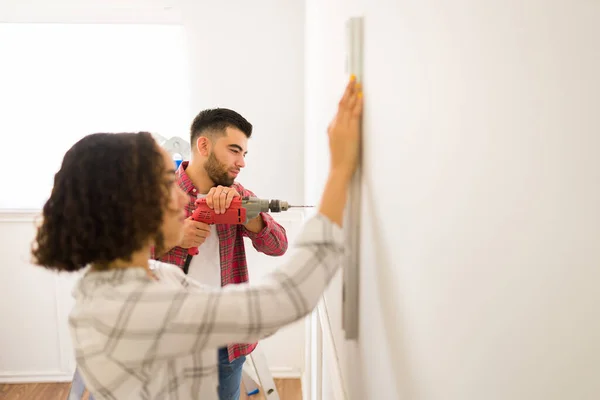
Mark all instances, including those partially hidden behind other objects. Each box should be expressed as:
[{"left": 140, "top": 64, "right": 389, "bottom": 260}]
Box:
[{"left": 190, "top": 108, "right": 253, "bottom": 144}]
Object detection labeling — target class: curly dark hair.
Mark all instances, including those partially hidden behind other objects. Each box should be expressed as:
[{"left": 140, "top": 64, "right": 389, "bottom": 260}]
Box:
[{"left": 31, "top": 132, "right": 170, "bottom": 272}]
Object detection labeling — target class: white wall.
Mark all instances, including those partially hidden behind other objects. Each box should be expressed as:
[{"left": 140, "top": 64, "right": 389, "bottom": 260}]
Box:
[
  {"left": 0, "top": 211, "right": 80, "bottom": 383},
  {"left": 180, "top": 0, "right": 305, "bottom": 205},
  {"left": 0, "top": 0, "right": 181, "bottom": 24},
  {"left": 179, "top": 0, "right": 307, "bottom": 377},
  {"left": 306, "top": 0, "right": 600, "bottom": 399}
]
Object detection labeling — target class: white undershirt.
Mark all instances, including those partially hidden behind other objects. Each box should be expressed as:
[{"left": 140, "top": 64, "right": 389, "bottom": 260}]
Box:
[{"left": 186, "top": 193, "right": 221, "bottom": 287}]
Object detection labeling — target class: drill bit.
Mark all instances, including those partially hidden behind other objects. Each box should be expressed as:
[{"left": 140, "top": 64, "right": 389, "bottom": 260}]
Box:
[{"left": 267, "top": 200, "right": 314, "bottom": 212}]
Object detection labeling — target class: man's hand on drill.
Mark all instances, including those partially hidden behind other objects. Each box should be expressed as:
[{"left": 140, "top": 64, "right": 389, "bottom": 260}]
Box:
[
  {"left": 179, "top": 185, "right": 239, "bottom": 249},
  {"left": 204, "top": 185, "right": 240, "bottom": 214},
  {"left": 179, "top": 185, "right": 237, "bottom": 249},
  {"left": 179, "top": 219, "right": 211, "bottom": 249},
  {"left": 201, "top": 185, "right": 265, "bottom": 232}
]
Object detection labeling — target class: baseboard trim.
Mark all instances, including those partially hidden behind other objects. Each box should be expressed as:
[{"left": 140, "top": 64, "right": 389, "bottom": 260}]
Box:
[{"left": 0, "top": 371, "right": 74, "bottom": 383}]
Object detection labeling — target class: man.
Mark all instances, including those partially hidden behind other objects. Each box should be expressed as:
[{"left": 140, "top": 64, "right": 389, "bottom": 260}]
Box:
[{"left": 154, "top": 108, "right": 288, "bottom": 399}]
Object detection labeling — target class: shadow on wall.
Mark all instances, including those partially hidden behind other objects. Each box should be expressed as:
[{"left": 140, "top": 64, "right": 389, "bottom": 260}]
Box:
[{"left": 362, "top": 177, "right": 412, "bottom": 398}]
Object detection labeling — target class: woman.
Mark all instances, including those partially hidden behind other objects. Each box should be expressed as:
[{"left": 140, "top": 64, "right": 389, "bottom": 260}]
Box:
[{"left": 31, "top": 77, "right": 363, "bottom": 399}]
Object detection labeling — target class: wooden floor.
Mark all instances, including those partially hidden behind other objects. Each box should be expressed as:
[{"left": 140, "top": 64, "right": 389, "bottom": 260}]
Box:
[{"left": 0, "top": 380, "right": 302, "bottom": 400}]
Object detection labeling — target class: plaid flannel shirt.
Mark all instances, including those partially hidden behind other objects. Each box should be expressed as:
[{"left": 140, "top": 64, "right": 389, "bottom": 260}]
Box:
[
  {"left": 69, "top": 214, "right": 343, "bottom": 400},
  {"left": 152, "top": 161, "right": 288, "bottom": 362}
]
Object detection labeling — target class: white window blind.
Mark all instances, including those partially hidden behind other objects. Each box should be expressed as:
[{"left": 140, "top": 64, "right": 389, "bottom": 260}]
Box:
[{"left": 0, "top": 23, "right": 191, "bottom": 209}]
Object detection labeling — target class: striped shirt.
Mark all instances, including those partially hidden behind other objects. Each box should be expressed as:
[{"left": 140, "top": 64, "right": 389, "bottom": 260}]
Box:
[{"left": 69, "top": 213, "right": 343, "bottom": 400}]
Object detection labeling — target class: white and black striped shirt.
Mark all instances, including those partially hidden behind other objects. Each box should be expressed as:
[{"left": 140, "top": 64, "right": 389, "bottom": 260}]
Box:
[{"left": 68, "top": 214, "right": 344, "bottom": 399}]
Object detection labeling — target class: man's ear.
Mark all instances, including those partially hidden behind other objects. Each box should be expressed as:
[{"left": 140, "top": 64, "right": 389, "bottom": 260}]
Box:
[{"left": 196, "top": 136, "right": 211, "bottom": 157}]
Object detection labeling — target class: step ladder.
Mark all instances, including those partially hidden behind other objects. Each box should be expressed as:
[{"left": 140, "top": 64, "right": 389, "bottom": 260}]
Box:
[
  {"left": 67, "top": 343, "right": 279, "bottom": 399},
  {"left": 242, "top": 342, "right": 280, "bottom": 399}
]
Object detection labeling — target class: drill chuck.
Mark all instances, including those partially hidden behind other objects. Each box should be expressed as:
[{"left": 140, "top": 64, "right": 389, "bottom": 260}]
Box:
[
  {"left": 268, "top": 199, "right": 289, "bottom": 212},
  {"left": 242, "top": 197, "right": 289, "bottom": 213}
]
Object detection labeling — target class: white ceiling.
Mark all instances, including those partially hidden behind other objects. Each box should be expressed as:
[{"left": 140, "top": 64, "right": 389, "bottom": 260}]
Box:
[{"left": 0, "top": 0, "right": 182, "bottom": 24}]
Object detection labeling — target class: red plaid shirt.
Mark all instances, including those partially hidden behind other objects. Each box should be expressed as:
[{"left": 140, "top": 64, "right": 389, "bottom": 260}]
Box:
[{"left": 153, "top": 161, "right": 288, "bottom": 362}]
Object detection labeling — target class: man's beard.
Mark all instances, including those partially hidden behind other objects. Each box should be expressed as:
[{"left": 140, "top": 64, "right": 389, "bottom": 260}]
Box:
[{"left": 204, "top": 152, "right": 234, "bottom": 187}]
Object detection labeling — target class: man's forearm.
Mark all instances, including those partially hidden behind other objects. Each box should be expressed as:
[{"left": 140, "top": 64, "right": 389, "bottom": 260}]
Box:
[
  {"left": 242, "top": 212, "right": 288, "bottom": 256},
  {"left": 244, "top": 214, "right": 266, "bottom": 233}
]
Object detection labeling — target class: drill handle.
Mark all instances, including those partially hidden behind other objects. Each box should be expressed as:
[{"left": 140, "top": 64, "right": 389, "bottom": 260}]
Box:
[{"left": 187, "top": 197, "right": 247, "bottom": 256}]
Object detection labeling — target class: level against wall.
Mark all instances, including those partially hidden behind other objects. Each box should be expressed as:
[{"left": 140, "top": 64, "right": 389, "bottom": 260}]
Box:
[{"left": 342, "top": 16, "right": 363, "bottom": 341}]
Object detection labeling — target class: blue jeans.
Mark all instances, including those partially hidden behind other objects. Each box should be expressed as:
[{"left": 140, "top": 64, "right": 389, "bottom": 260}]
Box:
[
  {"left": 69, "top": 368, "right": 95, "bottom": 400},
  {"left": 218, "top": 347, "right": 246, "bottom": 400}
]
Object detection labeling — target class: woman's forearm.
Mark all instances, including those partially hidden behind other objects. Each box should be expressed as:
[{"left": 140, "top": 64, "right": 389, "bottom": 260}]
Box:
[{"left": 318, "top": 169, "right": 353, "bottom": 227}]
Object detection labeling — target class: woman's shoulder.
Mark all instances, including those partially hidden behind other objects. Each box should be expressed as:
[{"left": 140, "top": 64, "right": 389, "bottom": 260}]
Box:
[{"left": 149, "top": 260, "right": 185, "bottom": 279}]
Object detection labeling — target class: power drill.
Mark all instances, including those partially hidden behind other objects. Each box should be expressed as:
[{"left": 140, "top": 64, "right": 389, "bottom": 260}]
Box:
[{"left": 187, "top": 196, "right": 311, "bottom": 255}]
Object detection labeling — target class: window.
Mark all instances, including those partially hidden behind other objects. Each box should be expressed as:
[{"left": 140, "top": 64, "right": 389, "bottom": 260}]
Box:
[{"left": 0, "top": 23, "right": 191, "bottom": 209}]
